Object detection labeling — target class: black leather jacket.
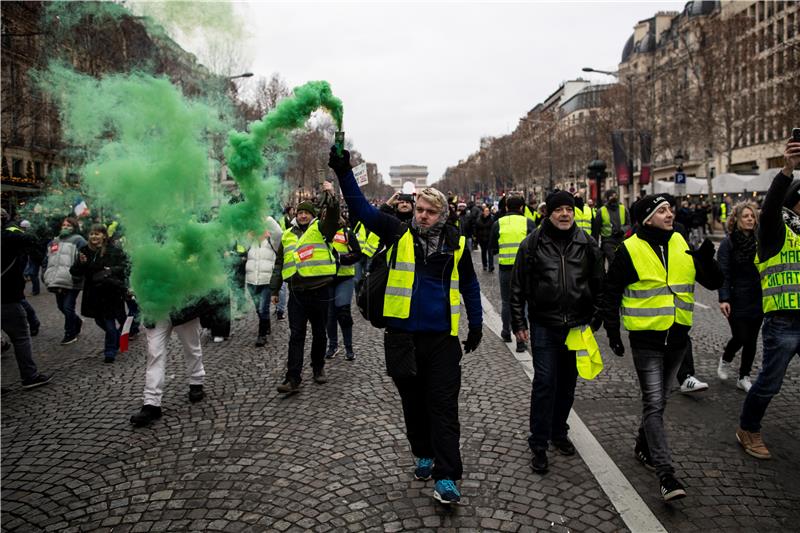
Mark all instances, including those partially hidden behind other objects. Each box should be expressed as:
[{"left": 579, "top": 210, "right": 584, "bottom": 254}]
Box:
[{"left": 510, "top": 220, "right": 604, "bottom": 331}]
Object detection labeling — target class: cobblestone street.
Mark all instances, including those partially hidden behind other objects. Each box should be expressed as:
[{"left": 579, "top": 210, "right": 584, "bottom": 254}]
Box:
[{"left": 3, "top": 248, "right": 800, "bottom": 532}]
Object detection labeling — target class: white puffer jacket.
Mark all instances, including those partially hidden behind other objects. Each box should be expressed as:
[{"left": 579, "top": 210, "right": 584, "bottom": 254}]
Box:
[{"left": 245, "top": 217, "right": 282, "bottom": 286}]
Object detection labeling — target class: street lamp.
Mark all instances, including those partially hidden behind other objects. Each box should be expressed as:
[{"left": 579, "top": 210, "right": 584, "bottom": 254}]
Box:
[
  {"left": 227, "top": 72, "right": 254, "bottom": 80},
  {"left": 583, "top": 66, "right": 636, "bottom": 203}
]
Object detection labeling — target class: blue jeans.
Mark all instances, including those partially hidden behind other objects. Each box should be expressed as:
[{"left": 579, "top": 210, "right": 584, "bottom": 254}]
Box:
[
  {"left": 247, "top": 284, "right": 271, "bottom": 319},
  {"left": 55, "top": 288, "right": 81, "bottom": 337},
  {"left": 327, "top": 278, "right": 355, "bottom": 351},
  {"left": 1, "top": 302, "right": 40, "bottom": 383},
  {"left": 95, "top": 315, "right": 126, "bottom": 358},
  {"left": 528, "top": 323, "right": 577, "bottom": 451},
  {"left": 20, "top": 299, "right": 40, "bottom": 331},
  {"left": 740, "top": 314, "right": 800, "bottom": 432},
  {"left": 631, "top": 344, "right": 686, "bottom": 477},
  {"left": 24, "top": 259, "right": 40, "bottom": 294},
  {"left": 277, "top": 282, "right": 288, "bottom": 314}
]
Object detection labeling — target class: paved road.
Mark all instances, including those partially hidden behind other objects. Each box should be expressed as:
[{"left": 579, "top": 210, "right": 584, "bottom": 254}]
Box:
[{"left": 2, "top": 246, "right": 799, "bottom": 532}]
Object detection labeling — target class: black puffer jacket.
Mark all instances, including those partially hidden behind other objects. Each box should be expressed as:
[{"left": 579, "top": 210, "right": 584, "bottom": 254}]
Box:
[
  {"left": 509, "top": 220, "right": 604, "bottom": 330},
  {"left": 717, "top": 232, "right": 762, "bottom": 318},
  {"left": 474, "top": 214, "right": 494, "bottom": 244}
]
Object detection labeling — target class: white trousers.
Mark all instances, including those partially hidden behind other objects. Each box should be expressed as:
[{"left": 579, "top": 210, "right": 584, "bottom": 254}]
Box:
[{"left": 142, "top": 318, "right": 205, "bottom": 407}]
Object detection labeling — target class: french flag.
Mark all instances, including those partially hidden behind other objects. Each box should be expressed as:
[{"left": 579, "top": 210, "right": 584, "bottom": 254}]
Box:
[
  {"left": 119, "top": 316, "right": 134, "bottom": 353},
  {"left": 73, "top": 197, "right": 90, "bottom": 218}
]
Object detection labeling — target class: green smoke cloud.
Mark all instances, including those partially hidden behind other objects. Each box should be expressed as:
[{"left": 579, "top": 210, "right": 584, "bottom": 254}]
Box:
[{"left": 38, "top": 64, "right": 343, "bottom": 321}]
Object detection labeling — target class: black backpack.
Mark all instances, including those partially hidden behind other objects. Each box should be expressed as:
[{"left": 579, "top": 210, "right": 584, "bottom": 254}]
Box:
[{"left": 356, "top": 243, "right": 399, "bottom": 329}]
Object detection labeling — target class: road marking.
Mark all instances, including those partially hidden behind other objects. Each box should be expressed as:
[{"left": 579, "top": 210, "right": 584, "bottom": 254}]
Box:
[{"left": 479, "top": 292, "right": 667, "bottom": 533}]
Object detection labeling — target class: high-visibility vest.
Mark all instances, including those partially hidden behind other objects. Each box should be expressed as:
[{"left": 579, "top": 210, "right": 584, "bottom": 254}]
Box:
[
  {"left": 574, "top": 205, "right": 593, "bottom": 233},
  {"left": 497, "top": 214, "right": 528, "bottom": 266},
  {"left": 600, "top": 204, "right": 627, "bottom": 237},
  {"left": 354, "top": 221, "right": 380, "bottom": 258},
  {"left": 384, "top": 230, "right": 466, "bottom": 336},
  {"left": 755, "top": 224, "right": 800, "bottom": 313},
  {"left": 524, "top": 205, "right": 536, "bottom": 222},
  {"left": 565, "top": 326, "right": 603, "bottom": 380},
  {"left": 720, "top": 203, "right": 728, "bottom": 223},
  {"left": 621, "top": 233, "right": 696, "bottom": 331},
  {"left": 332, "top": 228, "right": 356, "bottom": 277},
  {"left": 280, "top": 220, "right": 336, "bottom": 279}
]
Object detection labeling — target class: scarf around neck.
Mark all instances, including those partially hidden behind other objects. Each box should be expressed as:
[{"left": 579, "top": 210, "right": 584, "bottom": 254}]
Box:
[
  {"left": 731, "top": 228, "right": 757, "bottom": 264},
  {"left": 411, "top": 213, "right": 447, "bottom": 257}
]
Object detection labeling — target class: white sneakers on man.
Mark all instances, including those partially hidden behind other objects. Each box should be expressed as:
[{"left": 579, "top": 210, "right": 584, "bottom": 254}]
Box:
[
  {"left": 680, "top": 375, "right": 709, "bottom": 393},
  {"left": 737, "top": 376, "right": 753, "bottom": 392},
  {"left": 717, "top": 358, "right": 732, "bottom": 380}
]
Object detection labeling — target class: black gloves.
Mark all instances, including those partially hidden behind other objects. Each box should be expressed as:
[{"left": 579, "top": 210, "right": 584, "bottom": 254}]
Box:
[
  {"left": 686, "top": 238, "right": 715, "bottom": 262},
  {"left": 590, "top": 315, "right": 603, "bottom": 333},
  {"left": 328, "top": 146, "right": 352, "bottom": 178},
  {"left": 462, "top": 327, "right": 483, "bottom": 354},
  {"left": 607, "top": 329, "right": 625, "bottom": 357}
]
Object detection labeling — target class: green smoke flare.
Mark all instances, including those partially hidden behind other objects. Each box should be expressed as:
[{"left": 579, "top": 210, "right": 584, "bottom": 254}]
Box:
[{"left": 39, "top": 64, "right": 343, "bottom": 321}]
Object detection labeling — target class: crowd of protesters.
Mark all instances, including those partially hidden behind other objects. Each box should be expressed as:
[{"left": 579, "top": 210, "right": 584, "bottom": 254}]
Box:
[{"left": 1, "top": 136, "right": 798, "bottom": 507}]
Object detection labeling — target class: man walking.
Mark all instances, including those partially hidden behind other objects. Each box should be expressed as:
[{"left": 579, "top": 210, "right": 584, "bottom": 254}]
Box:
[
  {"left": 509, "top": 191, "right": 604, "bottom": 474},
  {"left": 736, "top": 137, "right": 800, "bottom": 459},
  {"left": 594, "top": 189, "right": 630, "bottom": 266},
  {"left": 491, "top": 195, "right": 536, "bottom": 352},
  {"left": 599, "top": 194, "right": 722, "bottom": 501},
  {"left": 270, "top": 189, "right": 339, "bottom": 393}
]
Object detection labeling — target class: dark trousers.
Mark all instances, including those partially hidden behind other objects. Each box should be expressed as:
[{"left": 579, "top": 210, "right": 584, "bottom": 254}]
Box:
[
  {"left": 528, "top": 323, "right": 578, "bottom": 451},
  {"left": 392, "top": 331, "right": 463, "bottom": 481},
  {"left": 201, "top": 290, "right": 231, "bottom": 338},
  {"left": 632, "top": 344, "right": 686, "bottom": 478},
  {"left": 126, "top": 295, "right": 140, "bottom": 335},
  {"left": 1, "top": 302, "right": 40, "bottom": 383},
  {"left": 478, "top": 240, "right": 494, "bottom": 271},
  {"left": 498, "top": 268, "right": 512, "bottom": 335},
  {"left": 600, "top": 238, "right": 623, "bottom": 268},
  {"left": 676, "top": 338, "right": 695, "bottom": 384},
  {"left": 20, "top": 299, "right": 40, "bottom": 331},
  {"left": 94, "top": 312, "right": 127, "bottom": 358},
  {"left": 24, "top": 259, "right": 40, "bottom": 295},
  {"left": 54, "top": 288, "right": 81, "bottom": 337},
  {"left": 740, "top": 314, "right": 800, "bottom": 432},
  {"left": 286, "top": 285, "right": 330, "bottom": 383},
  {"left": 247, "top": 284, "right": 272, "bottom": 337},
  {"left": 723, "top": 315, "right": 763, "bottom": 379}
]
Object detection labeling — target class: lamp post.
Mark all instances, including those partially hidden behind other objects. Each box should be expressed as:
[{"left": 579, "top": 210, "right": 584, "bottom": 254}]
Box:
[
  {"left": 583, "top": 67, "right": 636, "bottom": 203},
  {"left": 227, "top": 72, "right": 254, "bottom": 80}
]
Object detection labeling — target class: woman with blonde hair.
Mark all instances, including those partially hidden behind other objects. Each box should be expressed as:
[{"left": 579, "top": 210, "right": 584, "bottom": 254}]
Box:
[{"left": 716, "top": 201, "right": 762, "bottom": 391}]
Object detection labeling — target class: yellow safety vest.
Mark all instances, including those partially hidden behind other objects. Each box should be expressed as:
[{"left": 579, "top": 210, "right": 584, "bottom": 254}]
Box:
[
  {"left": 755, "top": 224, "right": 800, "bottom": 313},
  {"left": 565, "top": 326, "right": 603, "bottom": 380},
  {"left": 720, "top": 203, "right": 728, "bottom": 223},
  {"left": 355, "top": 221, "right": 380, "bottom": 258},
  {"left": 621, "top": 233, "right": 696, "bottom": 331},
  {"left": 498, "top": 214, "right": 528, "bottom": 266},
  {"left": 524, "top": 205, "right": 536, "bottom": 222},
  {"left": 600, "top": 205, "right": 627, "bottom": 237},
  {"left": 332, "top": 228, "right": 356, "bottom": 277},
  {"left": 384, "top": 230, "right": 466, "bottom": 336},
  {"left": 280, "top": 220, "right": 336, "bottom": 279},
  {"left": 574, "top": 205, "right": 593, "bottom": 233}
]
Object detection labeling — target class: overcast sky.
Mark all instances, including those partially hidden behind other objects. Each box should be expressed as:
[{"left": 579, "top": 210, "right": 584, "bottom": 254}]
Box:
[{"left": 215, "top": 1, "right": 685, "bottom": 184}]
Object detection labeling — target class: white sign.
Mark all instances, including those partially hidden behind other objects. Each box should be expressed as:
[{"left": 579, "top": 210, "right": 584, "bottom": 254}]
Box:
[{"left": 353, "top": 163, "right": 369, "bottom": 187}]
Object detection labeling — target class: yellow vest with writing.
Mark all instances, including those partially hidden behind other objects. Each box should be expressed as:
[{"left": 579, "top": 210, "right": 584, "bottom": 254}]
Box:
[
  {"left": 498, "top": 214, "right": 528, "bottom": 266},
  {"left": 281, "top": 220, "right": 336, "bottom": 279},
  {"left": 621, "top": 233, "right": 696, "bottom": 331},
  {"left": 332, "top": 228, "right": 356, "bottom": 277},
  {"left": 383, "top": 230, "right": 466, "bottom": 336},
  {"left": 756, "top": 224, "right": 800, "bottom": 313}
]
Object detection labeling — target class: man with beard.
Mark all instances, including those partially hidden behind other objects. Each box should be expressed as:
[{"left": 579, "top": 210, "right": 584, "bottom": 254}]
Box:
[{"left": 329, "top": 147, "right": 482, "bottom": 506}]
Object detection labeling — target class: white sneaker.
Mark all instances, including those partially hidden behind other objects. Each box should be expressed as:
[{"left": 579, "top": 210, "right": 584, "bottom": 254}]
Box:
[
  {"left": 717, "top": 358, "right": 732, "bottom": 381},
  {"left": 212, "top": 336, "right": 224, "bottom": 343},
  {"left": 737, "top": 376, "right": 752, "bottom": 392},
  {"left": 680, "top": 375, "right": 709, "bottom": 393}
]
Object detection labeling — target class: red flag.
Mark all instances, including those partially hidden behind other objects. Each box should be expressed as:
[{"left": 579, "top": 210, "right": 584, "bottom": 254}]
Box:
[{"left": 119, "top": 316, "right": 134, "bottom": 353}]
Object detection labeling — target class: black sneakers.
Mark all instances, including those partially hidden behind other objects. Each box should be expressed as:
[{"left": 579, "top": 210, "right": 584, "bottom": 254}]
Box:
[
  {"left": 60, "top": 335, "right": 78, "bottom": 345},
  {"left": 130, "top": 405, "right": 162, "bottom": 427},
  {"left": 313, "top": 369, "right": 328, "bottom": 384},
  {"left": 531, "top": 449, "right": 549, "bottom": 474},
  {"left": 501, "top": 331, "right": 512, "bottom": 343},
  {"left": 516, "top": 341, "right": 528, "bottom": 353},
  {"left": 22, "top": 373, "right": 52, "bottom": 390},
  {"left": 276, "top": 379, "right": 299, "bottom": 394},
  {"left": 188, "top": 384, "right": 205, "bottom": 403},
  {"left": 550, "top": 437, "right": 576, "bottom": 456},
  {"left": 659, "top": 474, "right": 686, "bottom": 501},
  {"left": 254, "top": 336, "right": 266, "bottom": 347}
]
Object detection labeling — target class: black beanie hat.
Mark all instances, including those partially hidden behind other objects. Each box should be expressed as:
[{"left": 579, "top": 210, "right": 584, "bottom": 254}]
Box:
[
  {"left": 784, "top": 179, "right": 800, "bottom": 209},
  {"left": 636, "top": 194, "right": 671, "bottom": 225},
  {"left": 296, "top": 201, "right": 317, "bottom": 217},
  {"left": 545, "top": 190, "right": 575, "bottom": 213}
]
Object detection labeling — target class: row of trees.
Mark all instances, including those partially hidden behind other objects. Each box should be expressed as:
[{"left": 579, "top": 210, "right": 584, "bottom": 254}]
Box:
[{"left": 435, "top": 3, "right": 800, "bottom": 201}]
